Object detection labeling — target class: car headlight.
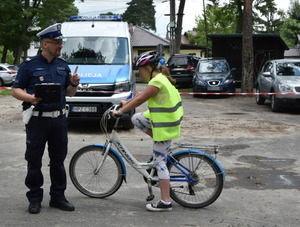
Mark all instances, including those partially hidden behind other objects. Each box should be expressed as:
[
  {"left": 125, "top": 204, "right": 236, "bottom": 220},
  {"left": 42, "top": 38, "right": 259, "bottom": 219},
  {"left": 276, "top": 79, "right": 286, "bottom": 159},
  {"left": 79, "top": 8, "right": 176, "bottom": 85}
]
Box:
[
  {"left": 224, "top": 79, "right": 234, "bottom": 84},
  {"left": 194, "top": 78, "right": 205, "bottom": 86},
  {"left": 115, "top": 82, "right": 131, "bottom": 92},
  {"left": 279, "top": 83, "right": 294, "bottom": 93}
]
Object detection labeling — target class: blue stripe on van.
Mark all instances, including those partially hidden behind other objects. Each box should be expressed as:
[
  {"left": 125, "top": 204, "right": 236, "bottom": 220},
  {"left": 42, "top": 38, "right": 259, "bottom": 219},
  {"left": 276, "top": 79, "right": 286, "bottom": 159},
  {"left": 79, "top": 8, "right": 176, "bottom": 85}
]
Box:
[{"left": 69, "top": 65, "right": 130, "bottom": 83}]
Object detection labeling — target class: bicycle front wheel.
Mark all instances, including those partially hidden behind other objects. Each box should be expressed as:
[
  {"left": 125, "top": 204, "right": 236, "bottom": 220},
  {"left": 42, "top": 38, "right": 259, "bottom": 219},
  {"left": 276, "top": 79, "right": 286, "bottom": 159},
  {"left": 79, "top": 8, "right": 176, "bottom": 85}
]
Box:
[
  {"left": 69, "top": 145, "right": 124, "bottom": 198},
  {"left": 168, "top": 152, "right": 224, "bottom": 208}
]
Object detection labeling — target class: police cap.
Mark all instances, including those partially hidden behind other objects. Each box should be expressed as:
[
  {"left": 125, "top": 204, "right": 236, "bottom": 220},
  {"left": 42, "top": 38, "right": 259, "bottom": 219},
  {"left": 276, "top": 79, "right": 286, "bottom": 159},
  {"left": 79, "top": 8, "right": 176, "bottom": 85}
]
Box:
[{"left": 36, "top": 23, "right": 63, "bottom": 40}]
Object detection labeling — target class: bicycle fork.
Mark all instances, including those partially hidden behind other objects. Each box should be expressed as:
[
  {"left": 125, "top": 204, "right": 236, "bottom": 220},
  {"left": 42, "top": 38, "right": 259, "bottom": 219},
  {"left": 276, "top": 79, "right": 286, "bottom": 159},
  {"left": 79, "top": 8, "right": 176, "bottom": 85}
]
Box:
[
  {"left": 146, "top": 178, "right": 155, "bottom": 201},
  {"left": 94, "top": 141, "right": 112, "bottom": 174}
]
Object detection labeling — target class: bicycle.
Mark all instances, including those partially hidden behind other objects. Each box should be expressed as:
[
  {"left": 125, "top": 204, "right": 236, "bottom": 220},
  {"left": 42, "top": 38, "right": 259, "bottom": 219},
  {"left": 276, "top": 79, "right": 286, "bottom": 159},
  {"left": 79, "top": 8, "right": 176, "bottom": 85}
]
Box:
[{"left": 69, "top": 105, "right": 225, "bottom": 208}]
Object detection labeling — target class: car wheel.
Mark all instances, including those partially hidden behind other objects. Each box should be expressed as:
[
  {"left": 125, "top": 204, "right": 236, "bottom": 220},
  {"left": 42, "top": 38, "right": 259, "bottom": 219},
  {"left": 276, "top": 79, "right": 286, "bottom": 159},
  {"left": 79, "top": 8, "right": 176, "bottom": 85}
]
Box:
[
  {"left": 0, "top": 79, "right": 4, "bottom": 87},
  {"left": 193, "top": 86, "right": 202, "bottom": 98},
  {"left": 271, "top": 94, "right": 281, "bottom": 112},
  {"left": 256, "top": 87, "right": 266, "bottom": 105}
]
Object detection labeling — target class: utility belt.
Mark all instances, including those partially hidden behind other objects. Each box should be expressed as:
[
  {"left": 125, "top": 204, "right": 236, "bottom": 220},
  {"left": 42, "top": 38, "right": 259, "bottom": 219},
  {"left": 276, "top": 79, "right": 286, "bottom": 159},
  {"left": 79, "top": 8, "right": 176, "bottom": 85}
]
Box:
[
  {"left": 22, "top": 103, "right": 69, "bottom": 124},
  {"left": 32, "top": 108, "right": 67, "bottom": 118}
]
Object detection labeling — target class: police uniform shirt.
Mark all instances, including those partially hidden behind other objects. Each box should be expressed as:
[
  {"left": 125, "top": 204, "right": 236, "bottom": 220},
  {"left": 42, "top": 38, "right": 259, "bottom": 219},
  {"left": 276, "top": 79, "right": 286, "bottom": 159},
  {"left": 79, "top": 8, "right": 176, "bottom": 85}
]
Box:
[{"left": 13, "top": 53, "right": 71, "bottom": 111}]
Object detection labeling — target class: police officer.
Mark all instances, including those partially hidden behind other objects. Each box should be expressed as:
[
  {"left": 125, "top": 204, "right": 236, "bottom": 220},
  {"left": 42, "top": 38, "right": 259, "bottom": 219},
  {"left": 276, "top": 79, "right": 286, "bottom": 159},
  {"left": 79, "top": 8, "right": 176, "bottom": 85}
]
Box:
[{"left": 12, "top": 23, "right": 80, "bottom": 214}]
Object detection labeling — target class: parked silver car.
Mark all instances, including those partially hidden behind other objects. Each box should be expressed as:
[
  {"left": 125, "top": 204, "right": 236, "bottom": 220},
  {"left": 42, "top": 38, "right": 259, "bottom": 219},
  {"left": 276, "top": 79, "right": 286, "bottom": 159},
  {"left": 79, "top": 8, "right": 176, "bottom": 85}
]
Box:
[
  {"left": 0, "top": 63, "right": 18, "bottom": 86},
  {"left": 256, "top": 59, "right": 300, "bottom": 112}
]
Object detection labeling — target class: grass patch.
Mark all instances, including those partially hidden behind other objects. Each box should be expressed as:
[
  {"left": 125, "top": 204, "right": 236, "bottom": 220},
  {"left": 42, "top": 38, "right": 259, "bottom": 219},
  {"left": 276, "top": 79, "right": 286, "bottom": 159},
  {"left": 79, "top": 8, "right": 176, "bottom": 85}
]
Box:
[
  {"left": 0, "top": 89, "right": 12, "bottom": 96},
  {"left": 177, "top": 87, "right": 193, "bottom": 92}
]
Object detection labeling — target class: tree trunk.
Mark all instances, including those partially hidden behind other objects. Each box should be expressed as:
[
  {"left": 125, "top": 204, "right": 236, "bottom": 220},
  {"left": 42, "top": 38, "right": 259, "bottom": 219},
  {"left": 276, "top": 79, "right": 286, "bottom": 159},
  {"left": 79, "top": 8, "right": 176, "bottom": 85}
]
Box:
[
  {"left": 1, "top": 45, "right": 8, "bottom": 63},
  {"left": 14, "top": 26, "right": 26, "bottom": 65},
  {"left": 241, "top": 0, "right": 254, "bottom": 93},
  {"left": 174, "top": 0, "right": 186, "bottom": 54},
  {"left": 236, "top": 0, "right": 243, "bottom": 33}
]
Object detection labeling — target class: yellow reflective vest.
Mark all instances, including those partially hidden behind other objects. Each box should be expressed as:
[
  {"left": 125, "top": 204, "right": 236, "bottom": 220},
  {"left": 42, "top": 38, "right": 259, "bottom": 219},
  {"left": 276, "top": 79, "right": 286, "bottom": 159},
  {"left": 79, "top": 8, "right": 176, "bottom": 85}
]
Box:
[{"left": 145, "top": 73, "right": 183, "bottom": 141}]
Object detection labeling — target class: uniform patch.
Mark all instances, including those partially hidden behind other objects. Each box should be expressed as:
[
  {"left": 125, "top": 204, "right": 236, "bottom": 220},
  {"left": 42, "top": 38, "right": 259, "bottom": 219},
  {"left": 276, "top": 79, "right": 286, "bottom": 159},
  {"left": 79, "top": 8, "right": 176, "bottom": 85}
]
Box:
[
  {"left": 57, "top": 67, "right": 65, "bottom": 70},
  {"left": 39, "top": 76, "right": 44, "bottom": 82}
]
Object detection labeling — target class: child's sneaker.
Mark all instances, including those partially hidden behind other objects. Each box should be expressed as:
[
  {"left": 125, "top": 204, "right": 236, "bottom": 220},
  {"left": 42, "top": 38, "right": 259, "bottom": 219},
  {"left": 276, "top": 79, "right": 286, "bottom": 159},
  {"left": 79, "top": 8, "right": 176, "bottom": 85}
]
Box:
[{"left": 146, "top": 200, "right": 172, "bottom": 212}]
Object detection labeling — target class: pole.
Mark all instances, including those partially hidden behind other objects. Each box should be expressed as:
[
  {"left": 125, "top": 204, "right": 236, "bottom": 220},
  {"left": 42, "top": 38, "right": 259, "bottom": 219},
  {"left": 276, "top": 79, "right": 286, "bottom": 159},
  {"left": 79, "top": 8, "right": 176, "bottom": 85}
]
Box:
[
  {"left": 170, "top": 0, "right": 176, "bottom": 55},
  {"left": 203, "top": 0, "right": 209, "bottom": 57}
]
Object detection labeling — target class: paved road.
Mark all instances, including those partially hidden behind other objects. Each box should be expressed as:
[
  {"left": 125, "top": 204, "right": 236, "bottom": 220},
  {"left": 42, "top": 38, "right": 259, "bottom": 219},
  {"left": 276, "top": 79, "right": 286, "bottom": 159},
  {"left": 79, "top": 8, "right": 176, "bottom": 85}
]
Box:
[{"left": 0, "top": 85, "right": 299, "bottom": 226}]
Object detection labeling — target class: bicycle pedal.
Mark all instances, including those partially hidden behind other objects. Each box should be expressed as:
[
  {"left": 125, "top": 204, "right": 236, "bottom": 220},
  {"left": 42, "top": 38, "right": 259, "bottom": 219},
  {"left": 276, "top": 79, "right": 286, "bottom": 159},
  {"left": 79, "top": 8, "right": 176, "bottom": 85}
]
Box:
[{"left": 146, "top": 195, "right": 155, "bottom": 201}]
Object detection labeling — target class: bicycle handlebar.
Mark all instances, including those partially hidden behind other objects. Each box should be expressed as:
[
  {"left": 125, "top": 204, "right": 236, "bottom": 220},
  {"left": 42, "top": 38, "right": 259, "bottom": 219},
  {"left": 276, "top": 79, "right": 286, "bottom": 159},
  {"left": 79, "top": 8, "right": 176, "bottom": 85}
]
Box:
[{"left": 107, "top": 104, "right": 129, "bottom": 119}]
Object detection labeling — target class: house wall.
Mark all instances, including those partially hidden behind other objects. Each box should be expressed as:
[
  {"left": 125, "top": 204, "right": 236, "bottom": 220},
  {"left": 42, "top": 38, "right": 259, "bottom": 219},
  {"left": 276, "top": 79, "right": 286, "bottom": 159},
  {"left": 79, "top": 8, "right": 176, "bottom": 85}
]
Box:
[{"left": 179, "top": 49, "right": 204, "bottom": 57}]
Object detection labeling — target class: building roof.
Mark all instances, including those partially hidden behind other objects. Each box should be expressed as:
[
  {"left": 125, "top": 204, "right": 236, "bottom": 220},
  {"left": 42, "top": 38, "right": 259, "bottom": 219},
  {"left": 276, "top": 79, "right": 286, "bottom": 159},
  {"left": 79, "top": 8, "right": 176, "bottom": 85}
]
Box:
[
  {"left": 208, "top": 33, "right": 289, "bottom": 50},
  {"left": 130, "top": 26, "right": 169, "bottom": 47},
  {"left": 284, "top": 47, "right": 300, "bottom": 58},
  {"left": 181, "top": 30, "right": 197, "bottom": 44},
  {"left": 130, "top": 25, "right": 207, "bottom": 50}
]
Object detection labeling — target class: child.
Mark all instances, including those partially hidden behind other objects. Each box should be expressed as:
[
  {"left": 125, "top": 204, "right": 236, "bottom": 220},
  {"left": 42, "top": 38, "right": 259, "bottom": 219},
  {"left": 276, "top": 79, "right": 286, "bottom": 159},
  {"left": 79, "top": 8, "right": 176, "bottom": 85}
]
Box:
[{"left": 112, "top": 51, "right": 183, "bottom": 212}]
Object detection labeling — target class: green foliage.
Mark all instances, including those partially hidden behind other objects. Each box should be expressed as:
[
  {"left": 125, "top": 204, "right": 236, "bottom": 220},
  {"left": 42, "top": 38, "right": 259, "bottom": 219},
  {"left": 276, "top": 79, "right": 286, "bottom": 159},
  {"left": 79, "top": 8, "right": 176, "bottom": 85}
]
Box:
[
  {"left": 253, "top": 0, "right": 284, "bottom": 33},
  {"left": 189, "top": 4, "right": 237, "bottom": 48},
  {"left": 0, "top": 0, "right": 78, "bottom": 64},
  {"left": 288, "top": 0, "right": 300, "bottom": 21},
  {"left": 191, "top": 0, "right": 292, "bottom": 48},
  {"left": 122, "top": 0, "right": 156, "bottom": 31},
  {"left": 280, "top": 18, "right": 300, "bottom": 47},
  {"left": 0, "top": 47, "right": 14, "bottom": 64},
  {"left": 279, "top": 0, "right": 300, "bottom": 47}
]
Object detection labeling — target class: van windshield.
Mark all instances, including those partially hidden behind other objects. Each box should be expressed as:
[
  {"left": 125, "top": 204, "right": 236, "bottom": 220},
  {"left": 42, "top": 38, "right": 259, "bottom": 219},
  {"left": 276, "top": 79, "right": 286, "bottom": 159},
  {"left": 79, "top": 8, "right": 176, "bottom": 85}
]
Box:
[{"left": 61, "top": 37, "right": 129, "bottom": 65}]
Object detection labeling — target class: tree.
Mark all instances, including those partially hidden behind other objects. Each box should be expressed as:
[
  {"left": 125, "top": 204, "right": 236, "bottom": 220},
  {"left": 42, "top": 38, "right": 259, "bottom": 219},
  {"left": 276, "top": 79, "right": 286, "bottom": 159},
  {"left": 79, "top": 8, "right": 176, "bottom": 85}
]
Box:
[
  {"left": 0, "top": 0, "right": 78, "bottom": 65},
  {"left": 122, "top": 0, "right": 156, "bottom": 31},
  {"left": 279, "top": 0, "right": 300, "bottom": 47},
  {"left": 189, "top": 3, "right": 237, "bottom": 48},
  {"left": 253, "top": 0, "right": 284, "bottom": 33},
  {"left": 241, "top": 0, "right": 254, "bottom": 93},
  {"left": 174, "top": 0, "right": 186, "bottom": 53}
]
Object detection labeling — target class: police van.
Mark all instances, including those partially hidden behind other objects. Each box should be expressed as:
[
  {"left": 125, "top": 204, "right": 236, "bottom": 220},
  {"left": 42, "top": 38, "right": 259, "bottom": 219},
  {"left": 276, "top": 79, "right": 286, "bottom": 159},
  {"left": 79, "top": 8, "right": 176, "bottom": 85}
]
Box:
[{"left": 61, "top": 15, "right": 135, "bottom": 129}]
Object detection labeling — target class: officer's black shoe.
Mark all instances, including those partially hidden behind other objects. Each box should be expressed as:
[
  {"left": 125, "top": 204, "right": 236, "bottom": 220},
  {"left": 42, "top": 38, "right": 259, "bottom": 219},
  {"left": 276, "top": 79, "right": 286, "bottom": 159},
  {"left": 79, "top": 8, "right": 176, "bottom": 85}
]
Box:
[
  {"left": 49, "top": 200, "right": 75, "bottom": 211},
  {"left": 28, "top": 201, "right": 41, "bottom": 214}
]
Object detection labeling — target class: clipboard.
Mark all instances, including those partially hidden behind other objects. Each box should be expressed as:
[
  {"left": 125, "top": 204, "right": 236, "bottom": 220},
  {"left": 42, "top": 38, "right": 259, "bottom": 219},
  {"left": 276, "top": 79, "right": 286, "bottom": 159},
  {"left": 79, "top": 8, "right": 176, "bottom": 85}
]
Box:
[{"left": 34, "top": 83, "right": 62, "bottom": 103}]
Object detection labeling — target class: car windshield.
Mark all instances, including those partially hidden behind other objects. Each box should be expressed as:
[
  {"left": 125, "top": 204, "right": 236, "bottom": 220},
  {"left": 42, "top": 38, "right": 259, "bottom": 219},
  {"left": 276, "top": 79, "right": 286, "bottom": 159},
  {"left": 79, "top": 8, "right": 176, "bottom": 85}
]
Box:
[
  {"left": 276, "top": 62, "right": 300, "bottom": 76},
  {"left": 7, "top": 65, "right": 18, "bottom": 71},
  {"left": 61, "top": 37, "right": 129, "bottom": 65},
  {"left": 168, "top": 56, "right": 191, "bottom": 66},
  {"left": 198, "top": 61, "right": 228, "bottom": 73}
]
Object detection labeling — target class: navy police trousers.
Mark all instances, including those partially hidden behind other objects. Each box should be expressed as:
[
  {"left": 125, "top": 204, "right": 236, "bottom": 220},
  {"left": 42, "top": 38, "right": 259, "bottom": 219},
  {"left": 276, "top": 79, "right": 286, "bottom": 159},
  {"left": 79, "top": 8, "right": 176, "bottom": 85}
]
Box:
[{"left": 25, "top": 114, "right": 68, "bottom": 203}]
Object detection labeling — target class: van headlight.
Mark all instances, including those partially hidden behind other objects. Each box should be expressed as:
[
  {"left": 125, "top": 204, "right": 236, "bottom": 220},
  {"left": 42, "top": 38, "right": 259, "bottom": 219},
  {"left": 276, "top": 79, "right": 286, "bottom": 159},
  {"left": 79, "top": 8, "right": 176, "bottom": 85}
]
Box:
[
  {"left": 115, "top": 82, "right": 131, "bottom": 92},
  {"left": 279, "top": 83, "right": 293, "bottom": 93}
]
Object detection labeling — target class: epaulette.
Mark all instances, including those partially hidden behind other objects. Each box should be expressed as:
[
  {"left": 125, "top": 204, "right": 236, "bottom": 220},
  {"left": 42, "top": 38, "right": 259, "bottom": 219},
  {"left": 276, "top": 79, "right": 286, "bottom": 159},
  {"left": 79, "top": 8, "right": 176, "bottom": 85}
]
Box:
[{"left": 24, "top": 55, "right": 38, "bottom": 63}]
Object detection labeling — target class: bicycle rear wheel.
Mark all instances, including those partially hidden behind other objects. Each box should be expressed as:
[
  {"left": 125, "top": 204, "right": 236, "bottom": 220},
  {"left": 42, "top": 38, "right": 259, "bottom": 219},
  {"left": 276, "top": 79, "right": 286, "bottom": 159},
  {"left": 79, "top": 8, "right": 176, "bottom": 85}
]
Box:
[
  {"left": 69, "top": 145, "right": 124, "bottom": 198},
  {"left": 168, "top": 152, "right": 224, "bottom": 208}
]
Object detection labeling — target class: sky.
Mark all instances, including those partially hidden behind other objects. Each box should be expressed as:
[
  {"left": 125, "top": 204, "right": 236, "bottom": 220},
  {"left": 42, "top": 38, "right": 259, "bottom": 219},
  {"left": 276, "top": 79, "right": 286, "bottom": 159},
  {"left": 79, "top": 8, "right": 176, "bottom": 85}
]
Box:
[{"left": 74, "top": 0, "right": 290, "bottom": 38}]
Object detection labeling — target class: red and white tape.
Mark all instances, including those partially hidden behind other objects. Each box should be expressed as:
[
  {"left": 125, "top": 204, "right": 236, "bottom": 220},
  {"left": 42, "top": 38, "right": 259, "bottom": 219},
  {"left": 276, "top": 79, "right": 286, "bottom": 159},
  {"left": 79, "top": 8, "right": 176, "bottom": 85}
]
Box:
[
  {"left": 0, "top": 87, "right": 12, "bottom": 90},
  {"left": 1, "top": 86, "right": 298, "bottom": 96}
]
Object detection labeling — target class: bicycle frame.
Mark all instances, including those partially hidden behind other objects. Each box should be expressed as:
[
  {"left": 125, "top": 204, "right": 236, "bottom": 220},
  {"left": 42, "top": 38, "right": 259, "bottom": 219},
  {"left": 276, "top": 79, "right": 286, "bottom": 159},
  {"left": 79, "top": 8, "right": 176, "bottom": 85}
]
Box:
[
  {"left": 69, "top": 105, "right": 225, "bottom": 206},
  {"left": 95, "top": 117, "right": 225, "bottom": 185},
  {"left": 95, "top": 117, "right": 158, "bottom": 182}
]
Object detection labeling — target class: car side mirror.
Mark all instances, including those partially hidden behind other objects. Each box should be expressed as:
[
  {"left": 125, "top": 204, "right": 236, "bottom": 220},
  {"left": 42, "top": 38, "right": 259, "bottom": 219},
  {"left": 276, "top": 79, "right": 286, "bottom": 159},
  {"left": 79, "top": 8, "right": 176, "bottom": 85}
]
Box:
[
  {"left": 231, "top": 68, "right": 237, "bottom": 78},
  {"left": 262, "top": 72, "right": 272, "bottom": 77}
]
